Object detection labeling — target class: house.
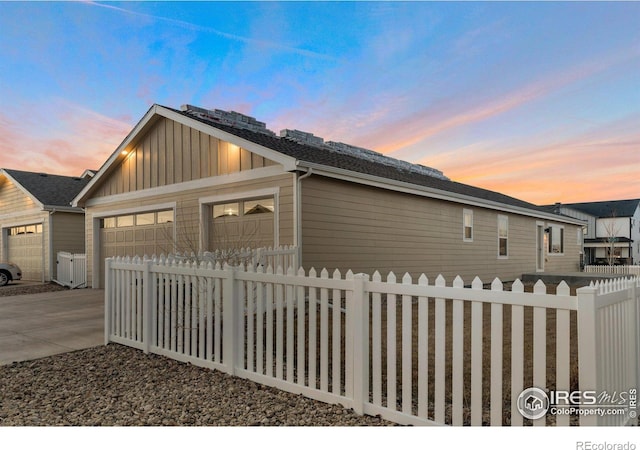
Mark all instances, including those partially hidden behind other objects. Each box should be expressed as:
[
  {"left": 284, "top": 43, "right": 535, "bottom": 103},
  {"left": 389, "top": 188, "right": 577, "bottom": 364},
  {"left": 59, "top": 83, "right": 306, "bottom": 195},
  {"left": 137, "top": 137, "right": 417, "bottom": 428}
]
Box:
[
  {"left": 72, "top": 104, "right": 584, "bottom": 288},
  {"left": 0, "top": 169, "right": 91, "bottom": 281},
  {"left": 544, "top": 199, "right": 640, "bottom": 265}
]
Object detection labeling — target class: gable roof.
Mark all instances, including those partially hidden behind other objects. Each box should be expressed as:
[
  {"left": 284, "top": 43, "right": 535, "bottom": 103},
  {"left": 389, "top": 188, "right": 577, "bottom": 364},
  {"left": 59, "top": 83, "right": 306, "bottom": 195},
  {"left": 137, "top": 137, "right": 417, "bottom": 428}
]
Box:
[
  {"left": 546, "top": 199, "right": 640, "bottom": 218},
  {"left": 75, "top": 103, "right": 583, "bottom": 224},
  {"left": 1, "top": 169, "right": 90, "bottom": 211}
]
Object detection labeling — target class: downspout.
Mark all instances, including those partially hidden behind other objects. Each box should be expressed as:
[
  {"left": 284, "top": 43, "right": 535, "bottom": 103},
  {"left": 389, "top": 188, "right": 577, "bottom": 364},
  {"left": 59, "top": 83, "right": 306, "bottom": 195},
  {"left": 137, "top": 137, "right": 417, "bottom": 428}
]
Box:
[
  {"left": 295, "top": 167, "right": 313, "bottom": 268},
  {"left": 47, "top": 209, "right": 55, "bottom": 283}
]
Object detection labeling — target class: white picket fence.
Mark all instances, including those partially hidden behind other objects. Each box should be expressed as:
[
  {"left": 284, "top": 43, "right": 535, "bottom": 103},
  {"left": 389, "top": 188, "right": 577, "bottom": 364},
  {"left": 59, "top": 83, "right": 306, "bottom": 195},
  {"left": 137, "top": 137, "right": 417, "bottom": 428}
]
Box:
[
  {"left": 55, "top": 251, "right": 87, "bottom": 289},
  {"left": 104, "top": 256, "right": 639, "bottom": 426},
  {"left": 585, "top": 265, "right": 640, "bottom": 277}
]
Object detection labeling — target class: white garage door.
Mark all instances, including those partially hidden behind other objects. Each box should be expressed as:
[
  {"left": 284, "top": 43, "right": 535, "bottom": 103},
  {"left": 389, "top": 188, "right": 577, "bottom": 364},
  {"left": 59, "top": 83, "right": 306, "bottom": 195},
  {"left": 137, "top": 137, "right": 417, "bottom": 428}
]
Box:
[
  {"left": 209, "top": 197, "right": 275, "bottom": 250},
  {"left": 7, "top": 224, "right": 43, "bottom": 281},
  {"left": 99, "top": 210, "right": 174, "bottom": 286}
]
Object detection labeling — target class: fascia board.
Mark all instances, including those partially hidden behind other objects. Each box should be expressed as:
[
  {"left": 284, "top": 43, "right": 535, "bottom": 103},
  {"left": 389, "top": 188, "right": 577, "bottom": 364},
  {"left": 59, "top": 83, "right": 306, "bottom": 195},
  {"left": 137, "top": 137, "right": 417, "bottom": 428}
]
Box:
[
  {"left": 296, "top": 162, "right": 586, "bottom": 226},
  {"left": 0, "top": 169, "right": 45, "bottom": 209},
  {"left": 72, "top": 104, "right": 160, "bottom": 206}
]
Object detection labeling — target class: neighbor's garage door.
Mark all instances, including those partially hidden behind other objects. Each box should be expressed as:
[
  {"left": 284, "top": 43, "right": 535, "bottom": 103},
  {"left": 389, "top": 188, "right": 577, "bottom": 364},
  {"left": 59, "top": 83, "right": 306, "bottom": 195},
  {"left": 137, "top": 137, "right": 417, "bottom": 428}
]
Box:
[
  {"left": 209, "top": 197, "right": 275, "bottom": 250},
  {"left": 99, "top": 210, "right": 174, "bottom": 286},
  {"left": 7, "top": 224, "right": 43, "bottom": 281}
]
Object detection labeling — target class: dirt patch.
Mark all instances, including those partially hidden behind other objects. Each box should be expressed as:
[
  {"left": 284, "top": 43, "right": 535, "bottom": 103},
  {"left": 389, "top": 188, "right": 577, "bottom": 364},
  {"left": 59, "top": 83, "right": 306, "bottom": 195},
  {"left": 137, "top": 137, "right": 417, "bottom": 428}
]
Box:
[{"left": 0, "top": 282, "right": 68, "bottom": 297}]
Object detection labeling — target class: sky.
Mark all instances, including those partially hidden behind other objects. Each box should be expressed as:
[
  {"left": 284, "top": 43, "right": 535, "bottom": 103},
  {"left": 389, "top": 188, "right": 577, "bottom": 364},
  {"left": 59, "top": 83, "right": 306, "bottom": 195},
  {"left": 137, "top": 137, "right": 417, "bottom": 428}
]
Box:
[{"left": 1, "top": 1, "right": 638, "bottom": 205}]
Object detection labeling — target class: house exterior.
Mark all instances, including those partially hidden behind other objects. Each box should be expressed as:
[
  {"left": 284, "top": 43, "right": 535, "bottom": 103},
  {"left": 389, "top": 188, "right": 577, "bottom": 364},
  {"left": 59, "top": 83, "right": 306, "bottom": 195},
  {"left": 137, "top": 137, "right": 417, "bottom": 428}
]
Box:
[
  {"left": 73, "top": 104, "right": 584, "bottom": 288},
  {"left": 544, "top": 200, "right": 640, "bottom": 265},
  {"left": 0, "top": 169, "right": 91, "bottom": 281}
]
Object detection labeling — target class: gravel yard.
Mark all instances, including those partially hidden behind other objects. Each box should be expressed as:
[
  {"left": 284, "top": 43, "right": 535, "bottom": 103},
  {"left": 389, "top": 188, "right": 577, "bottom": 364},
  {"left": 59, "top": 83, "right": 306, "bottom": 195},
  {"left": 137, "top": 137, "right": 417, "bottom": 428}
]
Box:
[
  {"left": 0, "top": 282, "right": 393, "bottom": 426},
  {"left": 0, "top": 344, "right": 394, "bottom": 426}
]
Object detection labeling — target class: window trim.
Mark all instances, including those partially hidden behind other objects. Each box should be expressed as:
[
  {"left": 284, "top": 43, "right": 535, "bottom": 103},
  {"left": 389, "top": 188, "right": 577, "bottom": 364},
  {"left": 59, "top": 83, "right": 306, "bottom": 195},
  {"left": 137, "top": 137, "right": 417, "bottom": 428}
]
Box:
[
  {"left": 498, "top": 214, "right": 508, "bottom": 259},
  {"left": 463, "top": 208, "right": 473, "bottom": 242},
  {"left": 548, "top": 224, "right": 565, "bottom": 255}
]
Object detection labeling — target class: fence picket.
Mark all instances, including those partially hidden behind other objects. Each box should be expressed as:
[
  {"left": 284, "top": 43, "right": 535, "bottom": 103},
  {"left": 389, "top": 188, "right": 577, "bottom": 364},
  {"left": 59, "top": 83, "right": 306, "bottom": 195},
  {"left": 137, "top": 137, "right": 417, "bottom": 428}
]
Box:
[
  {"left": 533, "top": 280, "right": 547, "bottom": 427},
  {"left": 402, "top": 273, "right": 413, "bottom": 416},
  {"left": 434, "top": 274, "right": 446, "bottom": 423},
  {"left": 320, "top": 268, "right": 329, "bottom": 392},
  {"left": 510, "top": 279, "right": 525, "bottom": 427},
  {"left": 308, "top": 268, "right": 318, "bottom": 390},
  {"left": 555, "top": 281, "right": 571, "bottom": 427},
  {"left": 470, "top": 277, "right": 483, "bottom": 426},
  {"left": 387, "top": 272, "right": 397, "bottom": 411},
  {"left": 332, "top": 269, "right": 342, "bottom": 396},
  {"left": 372, "top": 271, "right": 383, "bottom": 407},
  {"left": 276, "top": 266, "right": 284, "bottom": 380},
  {"left": 490, "top": 278, "right": 503, "bottom": 426},
  {"left": 286, "top": 266, "right": 295, "bottom": 383},
  {"left": 417, "top": 274, "right": 429, "bottom": 420},
  {"left": 452, "top": 276, "right": 464, "bottom": 426},
  {"left": 297, "top": 267, "right": 306, "bottom": 387}
]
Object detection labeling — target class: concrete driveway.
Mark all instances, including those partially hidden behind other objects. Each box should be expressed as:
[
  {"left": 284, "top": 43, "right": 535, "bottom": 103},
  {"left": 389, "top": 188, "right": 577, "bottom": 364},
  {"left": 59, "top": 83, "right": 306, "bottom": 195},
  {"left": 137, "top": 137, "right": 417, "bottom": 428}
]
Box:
[{"left": 0, "top": 288, "right": 104, "bottom": 365}]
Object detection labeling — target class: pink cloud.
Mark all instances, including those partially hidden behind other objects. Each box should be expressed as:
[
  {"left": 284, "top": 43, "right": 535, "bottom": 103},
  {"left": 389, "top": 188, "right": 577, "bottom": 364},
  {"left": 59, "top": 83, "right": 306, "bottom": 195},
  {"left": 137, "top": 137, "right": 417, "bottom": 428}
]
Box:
[{"left": 0, "top": 99, "right": 132, "bottom": 176}]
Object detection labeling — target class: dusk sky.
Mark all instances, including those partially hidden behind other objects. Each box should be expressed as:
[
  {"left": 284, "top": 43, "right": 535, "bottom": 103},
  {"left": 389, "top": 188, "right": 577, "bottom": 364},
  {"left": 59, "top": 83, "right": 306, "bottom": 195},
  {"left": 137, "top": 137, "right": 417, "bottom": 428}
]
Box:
[{"left": 1, "top": 1, "right": 638, "bottom": 205}]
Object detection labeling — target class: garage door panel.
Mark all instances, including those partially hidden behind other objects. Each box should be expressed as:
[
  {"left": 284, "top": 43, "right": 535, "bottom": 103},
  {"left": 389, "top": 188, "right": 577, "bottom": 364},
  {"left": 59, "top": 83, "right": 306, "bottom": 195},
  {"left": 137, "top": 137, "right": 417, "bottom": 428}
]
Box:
[{"left": 7, "top": 226, "right": 43, "bottom": 281}]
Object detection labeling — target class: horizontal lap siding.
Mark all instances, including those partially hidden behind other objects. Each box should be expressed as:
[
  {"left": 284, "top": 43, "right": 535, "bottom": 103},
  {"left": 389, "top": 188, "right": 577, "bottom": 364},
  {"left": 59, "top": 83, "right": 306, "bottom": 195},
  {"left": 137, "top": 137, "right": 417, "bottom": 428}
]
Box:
[
  {"left": 85, "top": 174, "right": 295, "bottom": 286},
  {"left": 301, "top": 177, "right": 543, "bottom": 282},
  {"left": 51, "top": 212, "right": 86, "bottom": 279}
]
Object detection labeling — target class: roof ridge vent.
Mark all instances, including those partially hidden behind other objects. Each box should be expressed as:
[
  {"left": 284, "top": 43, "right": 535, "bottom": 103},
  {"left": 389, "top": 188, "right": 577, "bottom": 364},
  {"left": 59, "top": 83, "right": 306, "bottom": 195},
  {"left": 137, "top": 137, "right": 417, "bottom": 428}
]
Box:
[
  {"left": 325, "top": 141, "right": 449, "bottom": 181},
  {"left": 180, "top": 104, "right": 276, "bottom": 136},
  {"left": 279, "top": 129, "right": 326, "bottom": 148}
]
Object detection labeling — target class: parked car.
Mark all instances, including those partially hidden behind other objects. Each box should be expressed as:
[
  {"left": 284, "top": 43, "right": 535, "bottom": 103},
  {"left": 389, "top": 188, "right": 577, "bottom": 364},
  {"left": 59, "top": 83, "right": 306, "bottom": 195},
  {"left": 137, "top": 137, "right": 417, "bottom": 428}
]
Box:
[{"left": 0, "top": 262, "right": 22, "bottom": 286}]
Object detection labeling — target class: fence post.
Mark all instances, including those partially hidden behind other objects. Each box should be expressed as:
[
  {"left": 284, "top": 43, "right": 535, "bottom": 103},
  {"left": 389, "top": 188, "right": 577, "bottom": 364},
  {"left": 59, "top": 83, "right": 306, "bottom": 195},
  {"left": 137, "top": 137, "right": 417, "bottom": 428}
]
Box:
[
  {"left": 142, "top": 258, "right": 152, "bottom": 354},
  {"left": 223, "top": 265, "right": 238, "bottom": 376},
  {"left": 351, "top": 273, "right": 369, "bottom": 415},
  {"left": 576, "top": 285, "right": 599, "bottom": 426},
  {"left": 104, "top": 257, "right": 112, "bottom": 346}
]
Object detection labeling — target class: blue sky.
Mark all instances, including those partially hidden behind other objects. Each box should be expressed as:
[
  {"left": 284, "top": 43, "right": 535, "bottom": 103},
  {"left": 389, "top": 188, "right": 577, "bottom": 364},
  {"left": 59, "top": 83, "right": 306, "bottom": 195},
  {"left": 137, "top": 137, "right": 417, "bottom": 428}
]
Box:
[{"left": 1, "top": 1, "right": 638, "bottom": 204}]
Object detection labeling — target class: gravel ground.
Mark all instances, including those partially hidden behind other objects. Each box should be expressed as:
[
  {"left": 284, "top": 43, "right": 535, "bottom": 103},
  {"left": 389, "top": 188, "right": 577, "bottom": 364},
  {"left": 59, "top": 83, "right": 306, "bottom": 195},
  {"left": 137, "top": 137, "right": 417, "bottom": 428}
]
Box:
[
  {"left": 0, "top": 344, "right": 395, "bottom": 426},
  {"left": 0, "top": 281, "right": 67, "bottom": 297},
  {"left": 0, "top": 282, "right": 393, "bottom": 426}
]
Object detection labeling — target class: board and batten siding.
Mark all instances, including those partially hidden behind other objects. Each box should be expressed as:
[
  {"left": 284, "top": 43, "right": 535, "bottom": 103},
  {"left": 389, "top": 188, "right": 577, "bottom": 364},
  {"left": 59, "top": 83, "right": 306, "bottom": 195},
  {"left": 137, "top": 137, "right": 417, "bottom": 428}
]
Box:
[
  {"left": 300, "top": 176, "right": 580, "bottom": 282},
  {"left": 92, "top": 117, "right": 275, "bottom": 198},
  {"left": 85, "top": 173, "right": 296, "bottom": 286}
]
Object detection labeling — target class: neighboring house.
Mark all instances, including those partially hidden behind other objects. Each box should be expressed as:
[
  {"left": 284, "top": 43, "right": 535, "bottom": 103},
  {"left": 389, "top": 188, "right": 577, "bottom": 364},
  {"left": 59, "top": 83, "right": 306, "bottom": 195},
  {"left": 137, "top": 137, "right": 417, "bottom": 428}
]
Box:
[
  {"left": 0, "top": 169, "right": 91, "bottom": 281},
  {"left": 544, "top": 199, "right": 640, "bottom": 265},
  {"left": 72, "top": 104, "right": 584, "bottom": 288}
]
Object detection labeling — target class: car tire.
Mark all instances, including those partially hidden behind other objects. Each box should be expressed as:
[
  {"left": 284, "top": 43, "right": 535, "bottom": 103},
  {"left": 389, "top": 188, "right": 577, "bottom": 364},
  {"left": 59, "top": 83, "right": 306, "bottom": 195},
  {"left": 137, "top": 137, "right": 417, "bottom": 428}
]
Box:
[{"left": 0, "top": 271, "right": 9, "bottom": 287}]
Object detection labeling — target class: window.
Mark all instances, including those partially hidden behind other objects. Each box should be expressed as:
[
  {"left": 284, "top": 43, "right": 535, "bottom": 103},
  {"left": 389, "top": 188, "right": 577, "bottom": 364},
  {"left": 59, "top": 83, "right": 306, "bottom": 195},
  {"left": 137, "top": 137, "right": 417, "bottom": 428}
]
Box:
[
  {"left": 213, "top": 198, "right": 275, "bottom": 219},
  {"left": 135, "top": 213, "right": 155, "bottom": 226},
  {"left": 498, "top": 215, "right": 508, "bottom": 257},
  {"left": 102, "top": 218, "right": 116, "bottom": 229},
  {"left": 244, "top": 198, "right": 274, "bottom": 215},
  {"left": 548, "top": 225, "right": 564, "bottom": 254},
  {"left": 213, "top": 202, "right": 239, "bottom": 218},
  {"left": 157, "top": 210, "right": 174, "bottom": 224},
  {"left": 116, "top": 215, "right": 134, "bottom": 227},
  {"left": 463, "top": 209, "right": 473, "bottom": 242}
]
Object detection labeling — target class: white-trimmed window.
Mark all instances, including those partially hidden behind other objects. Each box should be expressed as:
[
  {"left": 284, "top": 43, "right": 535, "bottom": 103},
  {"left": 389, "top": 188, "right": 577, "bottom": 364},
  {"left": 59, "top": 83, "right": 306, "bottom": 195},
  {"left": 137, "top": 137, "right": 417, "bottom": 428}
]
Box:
[
  {"left": 463, "top": 209, "right": 473, "bottom": 242},
  {"left": 548, "top": 224, "right": 564, "bottom": 254},
  {"left": 498, "top": 215, "right": 508, "bottom": 258}
]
